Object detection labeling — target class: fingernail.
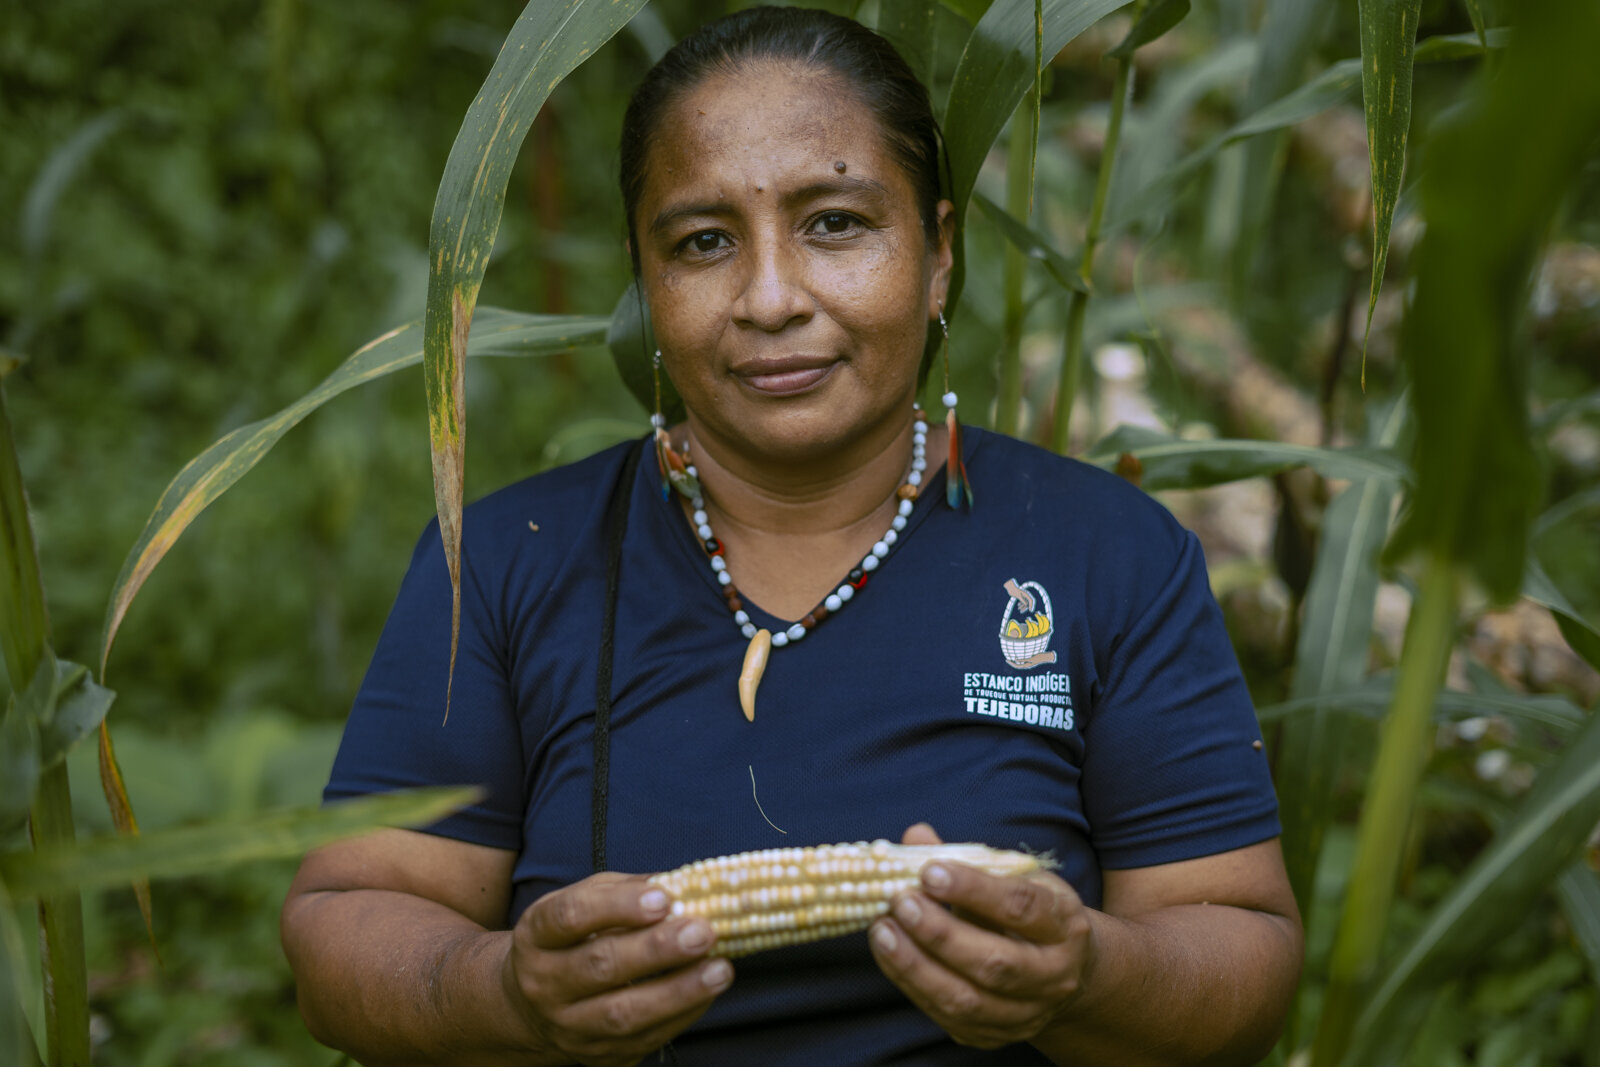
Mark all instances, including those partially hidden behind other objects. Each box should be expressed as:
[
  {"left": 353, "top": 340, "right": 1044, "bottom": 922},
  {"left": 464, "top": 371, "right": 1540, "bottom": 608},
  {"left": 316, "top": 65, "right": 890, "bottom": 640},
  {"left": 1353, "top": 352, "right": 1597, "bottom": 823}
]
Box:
[
  {"left": 893, "top": 894, "right": 922, "bottom": 926},
  {"left": 872, "top": 922, "right": 898, "bottom": 953},
  {"left": 923, "top": 864, "right": 951, "bottom": 891},
  {"left": 678, "top": 922, "right": 711, "bottom": 953},
  {"left": 701, "top": 958, "right": 733, "bottom": 991},
  {"left": 641, "top": 889, "right": 669, "bottom": 915}
]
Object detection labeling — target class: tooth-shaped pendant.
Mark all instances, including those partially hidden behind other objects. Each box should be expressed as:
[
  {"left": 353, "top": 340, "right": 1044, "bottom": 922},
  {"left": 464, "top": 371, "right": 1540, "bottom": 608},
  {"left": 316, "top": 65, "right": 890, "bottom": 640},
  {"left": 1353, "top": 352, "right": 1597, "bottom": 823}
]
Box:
[{"left": 738, "top": 629, "right": 772, "bottom": 722}]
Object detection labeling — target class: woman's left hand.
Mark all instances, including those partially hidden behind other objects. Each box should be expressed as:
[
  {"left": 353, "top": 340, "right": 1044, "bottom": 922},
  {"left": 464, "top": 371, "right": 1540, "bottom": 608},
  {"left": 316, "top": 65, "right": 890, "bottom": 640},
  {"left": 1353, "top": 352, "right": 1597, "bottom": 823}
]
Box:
[{"left": 868, "top": 823, "right": 1096, "bottom": 1049}]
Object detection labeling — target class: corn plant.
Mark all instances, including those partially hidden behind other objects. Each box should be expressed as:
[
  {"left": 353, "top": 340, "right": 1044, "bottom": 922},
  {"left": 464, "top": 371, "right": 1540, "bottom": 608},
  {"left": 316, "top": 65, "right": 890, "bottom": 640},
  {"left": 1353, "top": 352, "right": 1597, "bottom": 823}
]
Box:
[{"left": 10, "top": 0, "right": 1598, "bottom": 1062}]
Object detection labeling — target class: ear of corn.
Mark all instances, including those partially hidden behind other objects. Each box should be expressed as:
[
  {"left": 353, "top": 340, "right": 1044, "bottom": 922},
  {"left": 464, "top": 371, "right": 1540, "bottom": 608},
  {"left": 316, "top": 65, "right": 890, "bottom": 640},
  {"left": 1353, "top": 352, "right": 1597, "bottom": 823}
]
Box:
[{"left": 648, "top": 839, "right": 1048, "bottom": 958}]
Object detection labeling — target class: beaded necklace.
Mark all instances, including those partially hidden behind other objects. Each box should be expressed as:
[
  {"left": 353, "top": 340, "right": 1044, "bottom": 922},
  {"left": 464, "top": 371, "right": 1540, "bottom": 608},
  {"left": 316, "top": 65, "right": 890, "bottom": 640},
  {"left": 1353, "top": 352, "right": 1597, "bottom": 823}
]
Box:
[{"left": 663, "top": 406, "right": 930, "bottom": 722}]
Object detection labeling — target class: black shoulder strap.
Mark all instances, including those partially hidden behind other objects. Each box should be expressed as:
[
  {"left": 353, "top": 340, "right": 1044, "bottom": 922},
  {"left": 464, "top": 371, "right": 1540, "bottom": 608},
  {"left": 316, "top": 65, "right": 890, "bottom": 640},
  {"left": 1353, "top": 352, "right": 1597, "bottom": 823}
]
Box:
[{"left": 592, "top": 437, "right": 645, "bottom": 873}]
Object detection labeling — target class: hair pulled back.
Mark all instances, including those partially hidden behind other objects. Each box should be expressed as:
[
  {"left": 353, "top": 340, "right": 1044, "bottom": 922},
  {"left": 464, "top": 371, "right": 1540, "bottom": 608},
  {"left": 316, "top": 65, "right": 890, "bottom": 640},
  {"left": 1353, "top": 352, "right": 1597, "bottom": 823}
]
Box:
[{"left": 619, "top": 5, "right": 946, "bottom": 275}]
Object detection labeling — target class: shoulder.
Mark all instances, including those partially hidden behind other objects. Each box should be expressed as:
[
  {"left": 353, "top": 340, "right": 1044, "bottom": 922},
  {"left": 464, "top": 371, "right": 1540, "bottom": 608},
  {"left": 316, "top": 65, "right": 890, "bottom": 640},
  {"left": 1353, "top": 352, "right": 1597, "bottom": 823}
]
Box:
[
  {"left": 400, "top": 437, "right": 645, "bottom": 590},
  {"left": 963, "top": 427, "right": 1188, "bottom": 553}
]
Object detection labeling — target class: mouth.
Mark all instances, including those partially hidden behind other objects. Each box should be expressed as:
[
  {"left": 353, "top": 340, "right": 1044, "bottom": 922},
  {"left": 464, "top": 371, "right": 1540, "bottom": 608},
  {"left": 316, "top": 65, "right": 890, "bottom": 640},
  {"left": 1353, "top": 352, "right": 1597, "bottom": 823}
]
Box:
[{"left": 731, "top": 356, "right": 840, "bottom": 396}]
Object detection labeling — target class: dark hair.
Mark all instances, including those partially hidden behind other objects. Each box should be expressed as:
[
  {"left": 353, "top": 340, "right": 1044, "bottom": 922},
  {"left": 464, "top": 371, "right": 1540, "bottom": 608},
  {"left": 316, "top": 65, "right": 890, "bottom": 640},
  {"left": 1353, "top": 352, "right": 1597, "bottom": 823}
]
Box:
[{"left": 619, "top": 5, "right": 946, "bottom": 276}]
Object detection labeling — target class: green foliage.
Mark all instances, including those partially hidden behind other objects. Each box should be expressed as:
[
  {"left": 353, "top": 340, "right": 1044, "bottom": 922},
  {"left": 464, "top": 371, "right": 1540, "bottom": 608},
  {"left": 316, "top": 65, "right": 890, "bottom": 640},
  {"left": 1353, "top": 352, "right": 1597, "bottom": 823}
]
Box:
[{"left": 1, "top": 0, "right": 1598, "bottom": 1062}]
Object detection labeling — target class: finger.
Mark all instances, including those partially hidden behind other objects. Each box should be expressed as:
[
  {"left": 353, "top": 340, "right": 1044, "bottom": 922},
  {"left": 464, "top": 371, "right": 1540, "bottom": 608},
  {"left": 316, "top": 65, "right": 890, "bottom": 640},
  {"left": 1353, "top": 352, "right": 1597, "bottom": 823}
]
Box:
[
  {"left": 901, "top": 822, "right": 943, "bottom": 846},
  {"left": 559, "top": 957, "right": 733, "bottom": 1056},
  {"left": 918, "top": 861, "right": 1083, "bottom": 945},
  {"left": 869, "top": 918, "right": 1036, "bottom": 1047},
  {"left": 885, "top": 889, "right": 1056, "bottom": 998},
  {"left": 523, "top": 875, "right": 671, "bottom": 950},
  {"left": 546, "top": 915, "right": 720, "bottom": 1000}
]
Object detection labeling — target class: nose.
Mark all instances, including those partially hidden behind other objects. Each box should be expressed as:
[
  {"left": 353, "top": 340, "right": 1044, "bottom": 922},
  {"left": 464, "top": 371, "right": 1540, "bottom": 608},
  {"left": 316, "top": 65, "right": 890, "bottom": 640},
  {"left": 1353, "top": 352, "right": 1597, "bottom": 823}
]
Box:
[{"left": 731, "top": 234, "right": 813, "bottom": 332}]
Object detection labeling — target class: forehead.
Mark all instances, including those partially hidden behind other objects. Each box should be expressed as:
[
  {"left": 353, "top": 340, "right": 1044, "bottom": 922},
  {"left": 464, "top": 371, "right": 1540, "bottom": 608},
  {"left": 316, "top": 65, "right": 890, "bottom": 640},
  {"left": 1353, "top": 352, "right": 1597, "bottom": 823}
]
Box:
[{"left": 639, "top": 62, "right": 911, "bottom": 212}]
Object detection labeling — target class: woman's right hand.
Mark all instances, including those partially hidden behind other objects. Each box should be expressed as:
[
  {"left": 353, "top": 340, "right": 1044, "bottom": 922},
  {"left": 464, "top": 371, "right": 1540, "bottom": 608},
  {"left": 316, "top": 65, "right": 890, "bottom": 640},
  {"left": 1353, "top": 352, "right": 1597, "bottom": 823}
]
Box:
[{"left": 502, "top": 872, "right": 733, "bottom": 1067}]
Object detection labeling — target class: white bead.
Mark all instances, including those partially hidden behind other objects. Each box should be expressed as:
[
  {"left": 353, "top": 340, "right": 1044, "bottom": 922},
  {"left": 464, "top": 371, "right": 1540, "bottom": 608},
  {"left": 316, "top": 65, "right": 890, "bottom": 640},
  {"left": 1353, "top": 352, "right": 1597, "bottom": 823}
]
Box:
[
  {"left": 898, "top": 499, "right": 913, "bottom": 516},
  {"left": 717, "top": 571, "right": 732, "bottom": 585},
  {"left": 786, "top": 624, "right": 806, "bottom": 641},
  {"left": 772, "top": 631, "right": 789, "bottom": 647},
  {"left": 911, "top": 457, "right": 926, "bottom": 472},
  {"left": 883, "top": 529, "right": 898, "bottom": 545},
  {"left": 825, "top": 594, "right": 842, "bottom": 612},
  {"left": 908, "top": 470, "right": 922, "bottom": 487},
  {"left": 913, "top": 431, "right": 926, "bottom": 446},
  {"left": 914, "top": 420, "right": 928, "bottom": 434},
  {"left": 693, "top": 509, "right": 708, "bottom": 525},
  {"left": 692, "top": 496, "right": 704, "bottom": 509},
  {"left": 892, "top": 515, "right": 907, "bottom": 531},
  {"left": 650, "top": 413, "right": 665, "bottom": 429},
  {"left": 837, "top": 584, "right": 854, "bottom": 602},
  {"left": 697, "top": 524, "right": 714, "bottom": 540},
  {"left": 686, "top": 465, "right": 698, "bottom": 478},
  {"left": 861, "top": 554, "right": 880, "bottom": 571},
  {"left": 741, "top": 623, "right": 757, "bottom": 639},
  {"left": 871, "top": 541, "right": 889, "bottom": 558},
  {"left": 942, "top": 391, "right": 958, "bottom": 408},
  {"left": 710, "top": 556, "right": 727, "bottom": 572},
  {"left": 734, "top": 610, "right": 750, "bottom": 625}
]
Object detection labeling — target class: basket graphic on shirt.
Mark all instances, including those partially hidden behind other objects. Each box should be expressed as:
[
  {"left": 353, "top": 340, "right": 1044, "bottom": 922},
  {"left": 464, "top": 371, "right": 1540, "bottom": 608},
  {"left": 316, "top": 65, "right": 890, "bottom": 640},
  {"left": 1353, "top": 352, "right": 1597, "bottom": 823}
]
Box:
[{"left": 998, "top": 579, "right": 1057, "bottom": 669}]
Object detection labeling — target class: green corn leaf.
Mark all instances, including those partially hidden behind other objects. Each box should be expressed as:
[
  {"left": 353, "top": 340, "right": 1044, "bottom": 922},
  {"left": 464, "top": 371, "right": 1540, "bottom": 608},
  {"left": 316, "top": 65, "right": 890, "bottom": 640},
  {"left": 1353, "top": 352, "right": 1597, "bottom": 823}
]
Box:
[
  {"left": 1383, "top": 0, "right": 1600, "bottom": 604},
  {"left": 1556, "top": 863, "right": 1600, "bottom": 982},
  {"left": 873, "top": 0, "right": 939, "bottom": 88},
  {"left": 941, "top": 0, "right": 1127, "bottom": 312},
  {"left": 973, "top": 192, "right": 1086, "bottom": 294},
  {"left": 1355, "top": 0, "right": 1423, "bottom": 388},
  {"left": 0, "top": 698, "right": 40, "bottom": 841},
  {"left": 0, "top": 879, "right": 43, "bottom": 1067},
  {"left": 1533, "top": 484, "right": 1600, "bottom": 540},
  {"left": 1462, "top": 0, "right": 1488, "bottom": 50},
  {"left": 0, "top": 787, "right": 480, "bottom": 902},
  {"left": 1106, "top": 30, "right": 1506, "bottom": 233},
  {"left": 1106, "top": 0, "right": 1190, "bottom": 59},
  {"left": 99, "top": 308, "right": 608, "bottom": 682},
  {"left": 608, "top": 281, "right": 678, "bottom": 420},
  {"left": 19, "top": 112, "right": 123, "bottom": 266},
  {"left": 1084, "top": 425, "right": 1409, "bottom": 490},
  {"left": 1522, "top": 556, "right": 1600, "bottom": 673},
  {"left": 1535, "top": 389, "right": 1600, "bottom": 430},
  {"left": 8, "top": 654, "right": 115, "bottom": 777},
  {"left": 1226, "top": 0, "right": 1335, "bottom": 297},
  {"left": 1256, "top": 680, "right": 1587, "bottom": 734},
  {"left": 422, "top": 0, "right": 648, "bottom": 719},
  {"left": 1341, "top": 706, "right": 1600, "bottom": 1065},
  {"left": 939, "top": 0, "right": 994, "bottom": 25},
  {"left": 1277, "top": 401, "right": 1406, "bottom": 922}
]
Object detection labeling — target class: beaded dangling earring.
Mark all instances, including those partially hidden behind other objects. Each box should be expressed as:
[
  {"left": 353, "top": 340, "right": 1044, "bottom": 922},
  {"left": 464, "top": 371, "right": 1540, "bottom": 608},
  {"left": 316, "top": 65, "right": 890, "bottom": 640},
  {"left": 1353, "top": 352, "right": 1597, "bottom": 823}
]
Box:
[
  {"left": 651, "top": 350, "right": 699, "bottom": 501},
  {"left": 938, "top": 309, "right": 973, "bottom": 510}
]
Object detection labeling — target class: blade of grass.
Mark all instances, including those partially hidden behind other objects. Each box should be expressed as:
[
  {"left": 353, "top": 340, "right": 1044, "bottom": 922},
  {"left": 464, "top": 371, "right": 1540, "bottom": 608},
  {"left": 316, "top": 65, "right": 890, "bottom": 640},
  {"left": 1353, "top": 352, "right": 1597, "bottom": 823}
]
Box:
[
  {"left": 1342, "top": 707, "right": 1600, "bottom": 1063},
  {"left": 422, "top": 0, "right": 648, "bottom": 720},
  {"left": 1355, "top": 0, "right": 1423, "bottom": 389},
  {"left": 0, "top": 788, "right": 480, "bottom": 901},
  {"left": 99, "top": 309, "right": 609, "bottom": 681},
  {"left": 1084, "top": 426, "right": 1410, "bottom": 488},
  {"left": 941, "top": 0, "right": 1126, "bottom": 314},
  {"left": 1311, "top": 551, "right": 1460, "bottom": 1067},
  {"left": 1051, "top": 0, "right": 1144, "bottom": 453},
  {"left": 1277, "top": 400, "right": 1406, "bottom": 929}
]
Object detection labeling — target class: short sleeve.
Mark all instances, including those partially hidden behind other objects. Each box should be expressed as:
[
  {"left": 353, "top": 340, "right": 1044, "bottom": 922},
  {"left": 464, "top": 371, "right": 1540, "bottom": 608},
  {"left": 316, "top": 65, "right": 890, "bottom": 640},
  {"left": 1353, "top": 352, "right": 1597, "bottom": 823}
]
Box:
[
  {"left": 324, "top": 522, "right": 526, "bottom": 851},
  {"left": 1080, "top": 528, "right": 1280, "bottom": 869}
]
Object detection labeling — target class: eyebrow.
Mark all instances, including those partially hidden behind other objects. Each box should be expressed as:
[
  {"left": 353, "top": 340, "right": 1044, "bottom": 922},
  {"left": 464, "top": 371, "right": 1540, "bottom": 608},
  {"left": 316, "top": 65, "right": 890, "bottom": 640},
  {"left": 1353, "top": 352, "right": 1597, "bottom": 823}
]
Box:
[{"left": 647, "top": 175, "right": 892, "bottom": 236}]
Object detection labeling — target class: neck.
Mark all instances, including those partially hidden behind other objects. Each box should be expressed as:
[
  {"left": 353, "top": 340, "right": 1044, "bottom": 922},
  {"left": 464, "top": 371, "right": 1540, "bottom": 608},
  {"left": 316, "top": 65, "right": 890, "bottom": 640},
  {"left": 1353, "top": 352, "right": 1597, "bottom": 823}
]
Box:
[{"left": 681, "top": 412, "right": 918, "bottom": 538}]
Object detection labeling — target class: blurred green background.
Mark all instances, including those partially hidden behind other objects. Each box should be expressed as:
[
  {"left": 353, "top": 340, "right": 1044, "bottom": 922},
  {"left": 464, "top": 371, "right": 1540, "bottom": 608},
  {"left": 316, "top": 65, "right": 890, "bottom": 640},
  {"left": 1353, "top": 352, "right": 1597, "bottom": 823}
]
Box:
[{"left": 3, "top": 0, "right": 1597, "bottom": 1062}]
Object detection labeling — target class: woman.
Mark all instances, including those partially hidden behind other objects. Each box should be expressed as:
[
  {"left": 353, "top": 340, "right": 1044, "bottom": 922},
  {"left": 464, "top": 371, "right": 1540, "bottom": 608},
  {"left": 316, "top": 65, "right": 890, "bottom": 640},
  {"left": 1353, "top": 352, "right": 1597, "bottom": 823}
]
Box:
[{"left": 282, "top": 7, "right": 1302, "bottom": 1064}]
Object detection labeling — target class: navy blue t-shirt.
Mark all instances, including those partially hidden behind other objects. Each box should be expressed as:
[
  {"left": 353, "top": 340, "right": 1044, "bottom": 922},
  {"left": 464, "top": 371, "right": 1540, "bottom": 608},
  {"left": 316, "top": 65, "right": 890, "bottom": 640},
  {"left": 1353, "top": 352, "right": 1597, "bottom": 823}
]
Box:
[{"left": 326, "top": 427, "right": 1280, "bottom": 1065}]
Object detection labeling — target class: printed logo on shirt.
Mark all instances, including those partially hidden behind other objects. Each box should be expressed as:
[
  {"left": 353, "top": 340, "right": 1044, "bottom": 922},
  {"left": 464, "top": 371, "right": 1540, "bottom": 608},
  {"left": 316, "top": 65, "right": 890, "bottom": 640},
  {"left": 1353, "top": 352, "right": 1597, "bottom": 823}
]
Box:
[
  {"left": 957, "top": 579, "right": 1074, "bottom": 733},
  {"left": 998, "top": 578, "right": 1056, "bottom": 668}
]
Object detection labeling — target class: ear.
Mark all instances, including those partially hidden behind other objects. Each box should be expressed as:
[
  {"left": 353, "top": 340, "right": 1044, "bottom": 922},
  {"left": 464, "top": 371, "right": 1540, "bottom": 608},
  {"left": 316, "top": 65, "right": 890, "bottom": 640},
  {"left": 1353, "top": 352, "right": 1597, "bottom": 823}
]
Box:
[{"left": 925, "top": 199, "right": 956, "bottom": 318}]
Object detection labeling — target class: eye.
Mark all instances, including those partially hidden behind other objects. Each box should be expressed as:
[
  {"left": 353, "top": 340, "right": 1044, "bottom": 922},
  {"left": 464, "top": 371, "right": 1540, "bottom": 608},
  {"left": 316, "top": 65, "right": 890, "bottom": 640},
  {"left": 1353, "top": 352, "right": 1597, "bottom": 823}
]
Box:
[
  {"left": 810, "top": 211, "right": 861, "bottom": 236},
  {"left": 679, "top": 230, "right": 729, "bottom": 256}
]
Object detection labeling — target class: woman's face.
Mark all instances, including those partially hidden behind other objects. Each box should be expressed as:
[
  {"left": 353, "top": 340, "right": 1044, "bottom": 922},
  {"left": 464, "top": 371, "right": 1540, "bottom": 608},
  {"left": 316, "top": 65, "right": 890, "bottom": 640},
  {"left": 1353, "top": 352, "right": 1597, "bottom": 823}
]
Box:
[{"left": 634, "top": 62, "right": 953, "bottom": 465}]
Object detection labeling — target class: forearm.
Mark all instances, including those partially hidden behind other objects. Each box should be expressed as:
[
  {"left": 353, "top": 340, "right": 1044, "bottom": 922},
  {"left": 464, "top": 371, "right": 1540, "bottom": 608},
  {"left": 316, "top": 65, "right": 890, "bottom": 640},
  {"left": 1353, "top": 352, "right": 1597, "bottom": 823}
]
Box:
[
  {"left": 1030, "top": 904, "right": 1302, "bottom": 1066},
  {"left": 283, "top": 887, "right": 567, "bottom": 1067}
]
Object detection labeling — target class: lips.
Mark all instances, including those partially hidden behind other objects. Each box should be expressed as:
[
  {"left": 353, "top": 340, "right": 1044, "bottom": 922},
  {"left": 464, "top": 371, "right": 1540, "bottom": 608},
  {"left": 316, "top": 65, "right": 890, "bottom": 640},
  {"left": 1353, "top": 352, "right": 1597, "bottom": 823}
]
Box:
[{"left": 731, "top": 356, "right": 840, "bottom": 396}]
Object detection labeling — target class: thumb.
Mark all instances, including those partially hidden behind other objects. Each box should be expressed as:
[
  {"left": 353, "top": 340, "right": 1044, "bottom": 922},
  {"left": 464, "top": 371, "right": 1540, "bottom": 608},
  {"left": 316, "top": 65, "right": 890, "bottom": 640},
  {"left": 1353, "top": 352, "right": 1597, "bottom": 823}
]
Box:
[{"left": 900, "top": 822, "right": 943, "bottom": 845}]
